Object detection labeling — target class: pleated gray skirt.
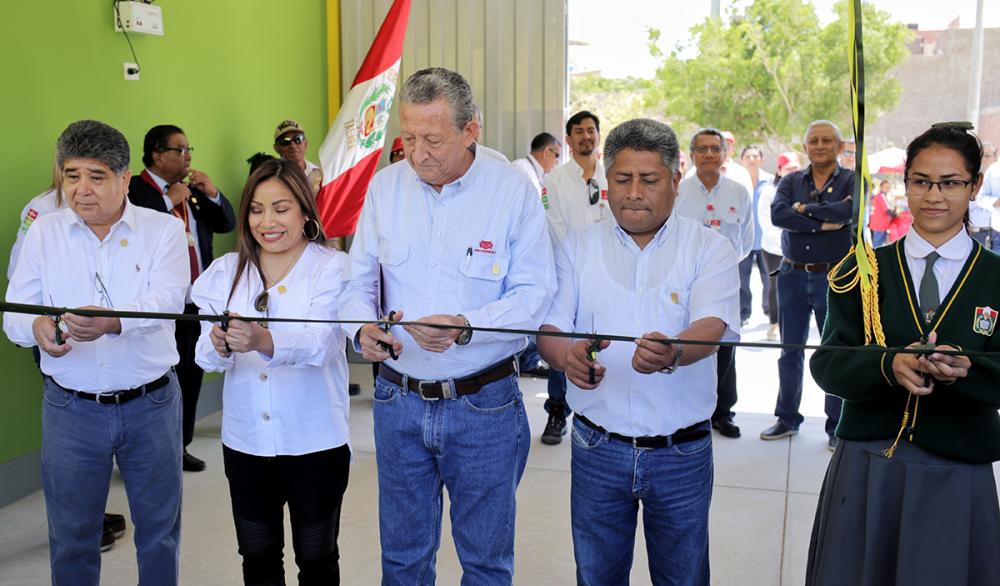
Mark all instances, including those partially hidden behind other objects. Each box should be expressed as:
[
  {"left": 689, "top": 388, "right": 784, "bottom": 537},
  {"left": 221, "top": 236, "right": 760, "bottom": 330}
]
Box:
[{"left": 806, "top": 438, "right": 1000, "bottom": 586}]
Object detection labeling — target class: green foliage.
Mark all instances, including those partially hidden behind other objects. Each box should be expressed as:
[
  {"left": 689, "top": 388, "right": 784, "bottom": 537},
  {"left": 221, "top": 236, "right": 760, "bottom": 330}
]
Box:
[
  {"left": 644, "top": 0, "right": 911, "bottom": 151},
  {"left": 569, "top": 73, "right": 657, "bottom": 136}
]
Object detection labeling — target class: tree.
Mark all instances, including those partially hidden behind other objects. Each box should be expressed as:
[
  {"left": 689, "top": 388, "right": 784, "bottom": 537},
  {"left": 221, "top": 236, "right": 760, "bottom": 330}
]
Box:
[
  {"left": 645, "top": 0, "right": 911, "bottom": 152},
  {"left": 569, "top": 74, "right": 657, "bottom": 135}
]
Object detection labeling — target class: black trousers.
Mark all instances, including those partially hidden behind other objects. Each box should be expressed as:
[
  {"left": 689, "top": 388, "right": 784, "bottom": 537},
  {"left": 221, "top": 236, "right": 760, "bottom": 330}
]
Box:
[
  {"left": 713, "top": 344, "right": 737, "bottom": 422},
  {"left": 761, "top": 251, "right": 783, "bottom": 325},
  {"left": 175, "top": 304, "right": 204, "bottom": 446},
  {"left": 223, "top": 444, "right": 351, "bottom": 586}
]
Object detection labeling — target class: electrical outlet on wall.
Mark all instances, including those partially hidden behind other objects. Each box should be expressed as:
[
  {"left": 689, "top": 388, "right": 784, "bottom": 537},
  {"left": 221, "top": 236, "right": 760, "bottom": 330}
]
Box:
[{"left": 124, "top": 62, "right": 140, "bottom": 81}]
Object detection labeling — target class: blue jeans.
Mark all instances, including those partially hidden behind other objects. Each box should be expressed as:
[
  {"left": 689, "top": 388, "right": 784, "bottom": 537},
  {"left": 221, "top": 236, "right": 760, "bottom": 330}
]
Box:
[
  {"left": 570, "top": 418, "right": 713, "bottom": 585},
  {"left": 41, "top": 372, "right": 183, "bottom": 586},
  {"left": 775, "top": 264, "right": 842, "bottom": 434},
  {"left": 971, "top": 228, "right": 1000, "bottom": 252},
  {"left": 372, "top": 371, "right": 530, "bottom": 585}
]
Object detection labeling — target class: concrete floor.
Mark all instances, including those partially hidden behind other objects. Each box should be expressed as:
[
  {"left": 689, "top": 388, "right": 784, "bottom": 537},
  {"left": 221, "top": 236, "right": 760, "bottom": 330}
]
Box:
[{"left": 3, "top": 310, "right": 998, "bottom": 585}]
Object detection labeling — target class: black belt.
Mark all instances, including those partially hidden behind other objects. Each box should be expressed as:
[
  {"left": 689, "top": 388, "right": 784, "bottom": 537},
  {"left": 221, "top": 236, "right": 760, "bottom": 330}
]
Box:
[
  {"left": 378, "top": 358, "right": 517, "bottom": 400},
  {"left": 575, "top": 413, "right": 710, "bottom": 449},
  {"left": 785, "top": 260, "right": 832, "bottom": 273},
  {"left": 51, "top": 374, "right": 170, "bottom": 405}
]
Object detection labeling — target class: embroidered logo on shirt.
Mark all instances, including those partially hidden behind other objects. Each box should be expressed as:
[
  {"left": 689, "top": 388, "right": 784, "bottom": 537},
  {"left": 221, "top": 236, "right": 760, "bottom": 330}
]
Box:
[
  {"left": 18, "top": 208, "right": 39, "bottom": 233},
  {"left": 475, "top": 240, "right": 496, "bottom": 254},
  {"left": 973, "top": 306, "right": 998, "bottom": 336}
]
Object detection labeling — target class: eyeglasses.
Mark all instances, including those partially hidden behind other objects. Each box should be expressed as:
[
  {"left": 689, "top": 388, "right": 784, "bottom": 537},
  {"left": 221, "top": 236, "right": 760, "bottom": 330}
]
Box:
[
  {"left": 94, "top": 272, "right": 114, "bottom": 307},
  {"left": 254, "top": 291, "right": 270, "bottom": 329},
  {"left": 904, "top": 177, "right": 975, "bottom": 197},
  {"left": 275, "top": 133, "right": 306, "bottom": 147},
  {"left": 587, "top": 178, "right": 600, "bottom": 205},
  {"left": 693, "top": 146, "right": 724, "bottom": 155},
  {"left": 161, "top": 146, "right": 193, "bottom": 156},
  {"left": 842, "top": 150, "right": 856, "bottom": 156}
]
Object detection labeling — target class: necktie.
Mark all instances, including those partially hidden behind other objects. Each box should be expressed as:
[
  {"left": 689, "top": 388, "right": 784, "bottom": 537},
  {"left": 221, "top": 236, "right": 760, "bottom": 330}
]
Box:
[{"left": 919, "top": 251, "right": 940, "bottom": 325}]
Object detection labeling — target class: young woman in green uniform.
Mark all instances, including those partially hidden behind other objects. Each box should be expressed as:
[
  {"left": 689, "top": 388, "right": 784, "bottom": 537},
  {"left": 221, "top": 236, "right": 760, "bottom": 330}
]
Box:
[{"left": 807, "top": 124, "right": 1000, "bottom": 585}]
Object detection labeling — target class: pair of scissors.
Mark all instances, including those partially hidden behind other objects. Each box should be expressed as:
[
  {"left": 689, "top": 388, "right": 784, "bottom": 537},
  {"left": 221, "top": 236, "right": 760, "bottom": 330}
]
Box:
[
  {"left": 49, "top": 295, "right": 64, "bottom": 345},
  {"left": 585, "top": 315, "right": 601, "bottom": 385},
  {"left": 379, "top": 310, "right": 398, "bottom": 360}
]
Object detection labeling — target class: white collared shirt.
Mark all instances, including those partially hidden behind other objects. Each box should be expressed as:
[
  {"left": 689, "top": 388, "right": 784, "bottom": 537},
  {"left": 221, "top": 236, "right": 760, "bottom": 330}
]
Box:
[
  {"left": 904, "top": 228, "right": 974, "bottom": 307},
  {"left": 8, "top": 188, "right": 65, "bottom": 280},
  {"left": 757, "top": 178, "right": 783, "bottom": 256},
  {"left": 511, "top": 154, "right": 545, "bottom": 196},
  {"left": 342, "top": 146, "right": 556, "bottom": 380},
  {"left": 975, "top": 161, "right": 1000, "bottom": 230},
  {"left": 192, "top": 243, "right": 350, "bottom": 457},
  {"left": 4, "top": 202, "right": 189, "bottom": 392},
  {"left": 542, "top": 158, "right": 610, "bottom": 243},
  {"left": 475, "top": 143, "right": 510, "bottom": 163},
  {"left": 675, "top": 174, "right": 755, "bottom": 260},
  {"left": 544, "top": 215, "right": 741, "bottom": 437}
]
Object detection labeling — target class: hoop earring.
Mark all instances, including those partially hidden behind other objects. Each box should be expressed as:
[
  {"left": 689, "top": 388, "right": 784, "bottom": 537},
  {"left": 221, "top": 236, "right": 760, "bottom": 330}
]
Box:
[{"left": 303, "top": 218, "right": 322, "bottom": 241}]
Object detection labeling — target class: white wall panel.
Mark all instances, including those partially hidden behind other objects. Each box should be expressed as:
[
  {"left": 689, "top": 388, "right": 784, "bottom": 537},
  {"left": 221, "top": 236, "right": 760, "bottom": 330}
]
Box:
[{"left": 340, "top": 0, "right": 567, "bottom": 162}]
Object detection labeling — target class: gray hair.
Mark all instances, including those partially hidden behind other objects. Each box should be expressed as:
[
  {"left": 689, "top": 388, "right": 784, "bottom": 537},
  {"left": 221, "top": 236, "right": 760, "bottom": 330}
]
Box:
[
  {"left": 689, "top": 127, "right": 726, "bottom": 152},
  {"left": 400, "top": 67, "right": 475, "bottom": 132},
  {"left": 472, "top": 102, "right": 483, "bottom": 126},
  {"left": 56, "top": 120, "right": 130, "bottom": 175},
  {"left": 803, "top": 119, "right": 844, "bottom": 144},
  {"left": 604, "top": 119, "right": 680, "bottom": 173}
]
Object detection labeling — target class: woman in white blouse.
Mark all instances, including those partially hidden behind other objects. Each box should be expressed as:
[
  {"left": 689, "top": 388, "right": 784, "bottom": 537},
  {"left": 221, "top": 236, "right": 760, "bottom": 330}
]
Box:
[{"left": 192, "top": 158, "right": 350, "bottom": 584}]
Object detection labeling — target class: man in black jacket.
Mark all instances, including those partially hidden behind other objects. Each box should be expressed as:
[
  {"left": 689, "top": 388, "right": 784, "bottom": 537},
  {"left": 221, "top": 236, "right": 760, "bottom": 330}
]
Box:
[{"left": 128, "top": 124, "right": 236, "bottom": 471}]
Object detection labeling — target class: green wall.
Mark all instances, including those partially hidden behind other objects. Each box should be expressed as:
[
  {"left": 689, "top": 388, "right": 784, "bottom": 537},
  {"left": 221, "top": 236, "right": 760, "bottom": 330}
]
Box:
[{"left": 0, "top": 1, "right": 329, "bottom": 464}]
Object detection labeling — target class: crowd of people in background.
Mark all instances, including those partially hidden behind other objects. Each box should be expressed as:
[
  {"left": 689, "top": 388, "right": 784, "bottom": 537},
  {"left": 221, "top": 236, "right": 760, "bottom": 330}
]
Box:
[{"left": 5, "top": 65, "right": 1000, "bottom": 585}]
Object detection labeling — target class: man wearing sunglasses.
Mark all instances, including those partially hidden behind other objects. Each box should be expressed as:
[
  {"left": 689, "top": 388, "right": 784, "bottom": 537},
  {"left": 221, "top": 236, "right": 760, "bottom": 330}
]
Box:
[
  {"left": 537, "top": 110, "right": 609, "bottom": 445},
  {"left": 676, "top": 128, "right": 755, "bottom": 440},
  {"left": 128, "top": 124, "right": 236, "bottom": 472},
  {"left": 273, "top": 119, "right": 323, "bottom": 195}
]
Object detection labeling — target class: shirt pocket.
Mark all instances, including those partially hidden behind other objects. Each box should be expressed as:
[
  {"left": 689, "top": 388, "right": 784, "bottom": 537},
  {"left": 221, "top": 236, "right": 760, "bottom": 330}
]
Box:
[
  {"left": 722, "top": 205, "right": 742, "bottom": 224},
  {"left": 657, "top": 287, "right": 692, "bottom": 333},
  {"left": 378, "top": 239, "right": 409, "bottom": 266},
  {"left": 459, "top": 253, "right": 509, "bottom": 305}
]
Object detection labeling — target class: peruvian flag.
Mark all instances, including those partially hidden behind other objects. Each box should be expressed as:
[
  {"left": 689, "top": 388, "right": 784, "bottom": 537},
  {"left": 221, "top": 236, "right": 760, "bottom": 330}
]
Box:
[{"left": 316, "top": 0, "right": 411, "bottom": 238}]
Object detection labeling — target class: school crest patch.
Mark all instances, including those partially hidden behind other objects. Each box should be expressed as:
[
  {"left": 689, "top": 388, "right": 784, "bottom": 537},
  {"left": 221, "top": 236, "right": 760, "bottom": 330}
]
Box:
[{"left": 973, "top": 306, "right": 998, "bottom": 336}]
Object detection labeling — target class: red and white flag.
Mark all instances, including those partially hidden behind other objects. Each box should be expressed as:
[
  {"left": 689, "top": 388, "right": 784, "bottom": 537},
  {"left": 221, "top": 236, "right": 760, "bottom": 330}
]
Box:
[{"left": 316, "top": 0, "right": 411, "bottom": 238}]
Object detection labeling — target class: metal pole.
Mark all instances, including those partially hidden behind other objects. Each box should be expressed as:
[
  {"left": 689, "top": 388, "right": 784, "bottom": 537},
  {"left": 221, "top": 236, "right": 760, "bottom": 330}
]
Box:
[
  {"left": 968, "top": 0, "right": 985, "bottom": 127},
  {"left": 711, "top": 0, "right": 721, "bottom": 19}
]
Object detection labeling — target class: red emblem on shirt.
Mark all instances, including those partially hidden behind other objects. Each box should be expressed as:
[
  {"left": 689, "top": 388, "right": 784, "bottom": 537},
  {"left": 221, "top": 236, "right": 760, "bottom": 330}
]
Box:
[
  {"left": 479, "top": 240, "right": 493, "bottom": 251},
  {"left": 706, "top": 204, "right": 715, "bottom": 211},
  {"left": 27, "top": 208, "right": 38, "bottom": 219},
  {"left": 729, "top": 206, "right": 736, "bottom": 213},
  {"left": 601, "top": 189, "right": 608, "bottom": 200}
]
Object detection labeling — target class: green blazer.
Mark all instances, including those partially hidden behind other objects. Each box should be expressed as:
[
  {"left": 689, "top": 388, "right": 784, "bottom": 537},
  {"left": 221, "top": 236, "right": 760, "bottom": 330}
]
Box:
[{"left": 811, "top": 237, "right": 1000, "bottom": 463}]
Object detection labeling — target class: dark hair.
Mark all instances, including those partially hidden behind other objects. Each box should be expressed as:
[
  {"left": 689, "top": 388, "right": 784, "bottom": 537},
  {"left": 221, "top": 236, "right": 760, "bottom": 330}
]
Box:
[
  {"left": 740, "top": 145, "right": 763, "bottom": 159},
  {"left": 689, "top": 128, "right": 725, "bottom": 151},
  {"left": 530, "top": 132, "right": 559, "bottom": 153},
  {"left": 604, "top": 118, "right": 679, "bottom": 173},
  {"left": 246, "top": 152, "right": 277, "bottom": 175},
  {"left": 905, "top": 124, "right": 982, "bottom": 229},
  {"left": 566, "top": 111, "right": 600, "bottom": 137},
  {"left": 227, "top": 159, "right": 328, "bottom": 305},
  {"left": 904, "top": 125, "right": 982, "bottom": 180},
  {"left": 56, "top": 120, "right": 130, "bottom": 175},
  {"left": 142, "top": 124, "right": 185, "bottom": 168}
]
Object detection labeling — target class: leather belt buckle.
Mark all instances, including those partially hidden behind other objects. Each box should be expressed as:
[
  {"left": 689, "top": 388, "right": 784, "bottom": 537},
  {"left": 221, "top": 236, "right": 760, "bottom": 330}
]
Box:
[{"left": 416, "top": 380, "right": 441, "bottom": 401}]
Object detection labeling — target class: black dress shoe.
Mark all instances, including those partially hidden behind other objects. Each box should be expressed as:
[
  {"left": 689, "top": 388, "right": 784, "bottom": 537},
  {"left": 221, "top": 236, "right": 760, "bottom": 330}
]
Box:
[
  {"left": 103, "top": 513, "right": 126, "bottom": 539},
  {"left": 541, "top": 405, "right": 567, "bottom": 445},
  {"left": 182, "top": 449, "right": 206, "bottom": 472},
  {"left": 521, "top": 365, "right": 551, "bottom": 379},
  {"left": 712, "top": 418, "right": 741, "bottom": 438},
  {"left": 348, "top": 383, "right": 362, "bottom": 396},
  {"left": 759, "top": 421, "right": 798, "bottom": 440},
  {"left": 100, "top": 526, "right": 115, "bottom": 553}
]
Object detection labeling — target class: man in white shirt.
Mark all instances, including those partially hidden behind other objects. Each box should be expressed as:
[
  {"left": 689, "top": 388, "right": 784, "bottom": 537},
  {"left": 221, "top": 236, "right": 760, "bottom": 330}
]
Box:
[
  {"left": 512, "top": 131, "right": 561, "bottom": 196},
  {"left": 342, "top": 67, "right": 556, "bottom": 584},
  {"left": 273, "top": 119, "right": 323, "bottom": 194},
  {"left": 675, "top": 128, "right": 754, "bottom": 439},
  {"left": 539, "top": 118, "right": 739, "bottom": 585},
  {"left": 538, "top": 110, "right": 609, "bottom": 445},
  {"left": 4, "top": 120, "right": 189, "bottom": 585},
  {"left": 973, "top": 156, "right": 1000, "bottom": 252}
]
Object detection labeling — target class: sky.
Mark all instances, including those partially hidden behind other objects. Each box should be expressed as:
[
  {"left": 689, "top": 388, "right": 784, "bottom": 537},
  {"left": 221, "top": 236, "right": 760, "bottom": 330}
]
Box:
[{"left": 569, "top": 0, "right": 999, "bottom": 79}]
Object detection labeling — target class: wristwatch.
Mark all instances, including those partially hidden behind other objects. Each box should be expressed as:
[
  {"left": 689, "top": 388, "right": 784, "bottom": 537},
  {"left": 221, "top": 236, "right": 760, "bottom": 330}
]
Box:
[
  {"left": 660, "top": 345, "right": 684, "bottom": 374},
  {"left": 455, "top": 314, "right": 472, "bottom": 346}
]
